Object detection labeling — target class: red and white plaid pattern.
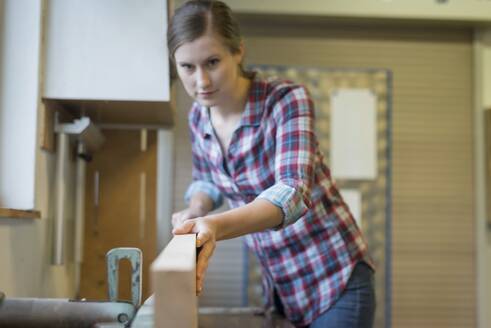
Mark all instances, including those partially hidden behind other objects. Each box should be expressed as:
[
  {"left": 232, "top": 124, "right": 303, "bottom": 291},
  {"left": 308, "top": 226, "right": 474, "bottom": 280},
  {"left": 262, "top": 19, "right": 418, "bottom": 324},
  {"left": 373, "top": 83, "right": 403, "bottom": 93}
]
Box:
[{"left": 185, "top": 73, "right": 373, "bottom": 327}]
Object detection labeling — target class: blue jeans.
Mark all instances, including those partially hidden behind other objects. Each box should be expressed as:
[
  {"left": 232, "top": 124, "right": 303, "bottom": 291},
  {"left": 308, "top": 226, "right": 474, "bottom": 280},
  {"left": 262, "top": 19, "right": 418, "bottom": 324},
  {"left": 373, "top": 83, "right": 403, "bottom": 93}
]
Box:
[{"left": 275, "top": 261, "right": 376, "bottom": 328}]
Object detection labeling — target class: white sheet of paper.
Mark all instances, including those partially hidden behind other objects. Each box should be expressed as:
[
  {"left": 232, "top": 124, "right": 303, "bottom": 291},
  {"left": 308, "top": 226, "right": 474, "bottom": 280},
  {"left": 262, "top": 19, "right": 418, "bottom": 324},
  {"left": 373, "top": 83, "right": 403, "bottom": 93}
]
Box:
[
  {"left": 330, "top": 89, "right": 377, "bottom": 180},
  {"left": 340, "top": 189, "right": 362, "bottom": 228}
]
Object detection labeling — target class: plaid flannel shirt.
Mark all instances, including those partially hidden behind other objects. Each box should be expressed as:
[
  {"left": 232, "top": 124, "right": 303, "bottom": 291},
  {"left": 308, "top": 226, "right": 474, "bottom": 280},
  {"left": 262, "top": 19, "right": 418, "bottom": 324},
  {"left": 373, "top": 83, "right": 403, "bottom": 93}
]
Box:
[{"left": 185, "top": 73, "right": 373, "bottom": 327}]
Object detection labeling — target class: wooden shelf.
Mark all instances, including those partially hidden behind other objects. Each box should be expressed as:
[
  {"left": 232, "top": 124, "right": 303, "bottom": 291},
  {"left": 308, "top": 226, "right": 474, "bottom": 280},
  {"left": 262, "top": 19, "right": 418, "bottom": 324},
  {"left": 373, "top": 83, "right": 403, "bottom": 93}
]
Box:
[
  {"left": 0, "top": 208, "right": 41, "bottom": 219},
  {"left": 40, "top": 98, "right": 175, "bottom": 152},
  {"left": 44, "top": 99, "right": 174, "bottom": 126}
]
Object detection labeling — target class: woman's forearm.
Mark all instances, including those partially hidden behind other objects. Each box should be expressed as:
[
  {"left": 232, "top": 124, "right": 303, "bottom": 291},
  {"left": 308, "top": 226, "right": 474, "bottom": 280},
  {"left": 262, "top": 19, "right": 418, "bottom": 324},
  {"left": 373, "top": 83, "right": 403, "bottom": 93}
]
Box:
[
  {"left": 189, "top": 192, "right": 214, "bottom": 216},
  {"left": 207, "top": 198, "right": 284, "bottom": 241}
]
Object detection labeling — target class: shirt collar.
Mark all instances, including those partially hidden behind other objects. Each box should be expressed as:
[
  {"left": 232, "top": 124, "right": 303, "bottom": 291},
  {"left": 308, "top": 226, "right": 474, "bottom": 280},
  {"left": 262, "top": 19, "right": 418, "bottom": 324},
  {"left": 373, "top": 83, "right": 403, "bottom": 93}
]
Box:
[{"left": 202, "top": 107, "right": 213, "bottom": 138}]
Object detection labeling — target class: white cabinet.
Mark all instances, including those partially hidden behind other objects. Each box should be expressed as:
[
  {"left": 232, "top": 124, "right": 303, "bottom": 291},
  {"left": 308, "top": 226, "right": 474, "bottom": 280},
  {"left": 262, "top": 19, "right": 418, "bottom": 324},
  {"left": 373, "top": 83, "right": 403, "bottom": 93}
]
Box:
[{"left": 44, "top": 0, "right": 170, "bottom": 103}]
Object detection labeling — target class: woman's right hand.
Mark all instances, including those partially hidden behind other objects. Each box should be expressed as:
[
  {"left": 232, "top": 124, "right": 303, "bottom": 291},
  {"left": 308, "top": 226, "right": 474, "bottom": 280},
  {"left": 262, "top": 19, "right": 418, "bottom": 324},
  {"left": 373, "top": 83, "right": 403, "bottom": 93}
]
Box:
[{"left": 172, "top": 216, "right": 218, "bottom": 296}]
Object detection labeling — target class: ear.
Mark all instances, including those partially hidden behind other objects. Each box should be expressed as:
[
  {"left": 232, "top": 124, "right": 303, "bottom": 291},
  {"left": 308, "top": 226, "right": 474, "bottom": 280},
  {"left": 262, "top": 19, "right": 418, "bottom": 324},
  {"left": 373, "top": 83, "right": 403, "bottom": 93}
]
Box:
[{"left": 235, "top": 40, "right": 245, "bottom": 64}]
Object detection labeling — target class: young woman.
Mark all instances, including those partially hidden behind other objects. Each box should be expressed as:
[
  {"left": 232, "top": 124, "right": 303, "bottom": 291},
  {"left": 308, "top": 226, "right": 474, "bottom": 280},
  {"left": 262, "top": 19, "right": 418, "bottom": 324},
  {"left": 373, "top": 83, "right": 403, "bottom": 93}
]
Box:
[{"left": 168, "top": 1, "right": 375, "bottom": 327}]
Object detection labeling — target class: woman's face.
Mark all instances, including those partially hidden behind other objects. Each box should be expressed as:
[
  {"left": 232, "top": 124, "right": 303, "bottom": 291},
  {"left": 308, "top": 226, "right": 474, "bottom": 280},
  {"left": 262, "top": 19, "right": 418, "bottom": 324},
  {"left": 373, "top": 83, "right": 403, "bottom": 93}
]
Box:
[{"left": 174, "top": 30, "right": 244, "bottom": 108}]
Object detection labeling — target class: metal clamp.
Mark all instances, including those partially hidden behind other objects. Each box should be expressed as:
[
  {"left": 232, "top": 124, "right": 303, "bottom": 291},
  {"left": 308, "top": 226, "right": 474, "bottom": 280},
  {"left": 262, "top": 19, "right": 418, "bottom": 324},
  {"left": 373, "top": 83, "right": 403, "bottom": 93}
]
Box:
[{"left": 106, "top": 248, "right": 142, "bottom": 307}]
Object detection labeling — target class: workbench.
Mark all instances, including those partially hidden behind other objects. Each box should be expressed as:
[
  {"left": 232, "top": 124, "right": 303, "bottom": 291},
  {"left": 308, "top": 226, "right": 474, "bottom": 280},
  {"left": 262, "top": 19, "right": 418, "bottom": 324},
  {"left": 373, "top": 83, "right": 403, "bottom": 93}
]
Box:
[
  {"left": 0, "top": 236, "right": 295, "bottom": 327},
  {"left": 131, "top": 296, "right": 294, "bottom": 328}
]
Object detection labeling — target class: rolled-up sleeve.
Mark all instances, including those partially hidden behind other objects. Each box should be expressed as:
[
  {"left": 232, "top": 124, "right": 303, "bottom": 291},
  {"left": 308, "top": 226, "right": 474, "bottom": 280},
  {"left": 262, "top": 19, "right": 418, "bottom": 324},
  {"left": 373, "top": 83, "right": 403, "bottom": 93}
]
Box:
[
  {"left": 184, "top": 106, "right": 223, "bottom": 210},
  {"left": 257, "top": 86, "right": 315, "bottom": 228},
  {"left": 185, "top": 180, "right": 223, "bottom": 209}
]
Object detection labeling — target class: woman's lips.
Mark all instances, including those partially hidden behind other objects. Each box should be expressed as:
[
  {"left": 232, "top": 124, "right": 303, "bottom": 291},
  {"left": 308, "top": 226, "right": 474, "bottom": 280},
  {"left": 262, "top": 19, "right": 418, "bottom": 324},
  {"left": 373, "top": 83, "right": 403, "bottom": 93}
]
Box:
[{"left": 198, "top": 90, "right": 217, "bottom": 98}]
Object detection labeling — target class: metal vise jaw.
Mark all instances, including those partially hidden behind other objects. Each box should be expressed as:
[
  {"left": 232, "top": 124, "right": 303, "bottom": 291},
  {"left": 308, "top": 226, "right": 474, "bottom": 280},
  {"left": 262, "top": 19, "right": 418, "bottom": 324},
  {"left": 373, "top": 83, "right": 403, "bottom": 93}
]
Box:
[{"left": 106, "top": 247, "right": 142, "bottom": 308}]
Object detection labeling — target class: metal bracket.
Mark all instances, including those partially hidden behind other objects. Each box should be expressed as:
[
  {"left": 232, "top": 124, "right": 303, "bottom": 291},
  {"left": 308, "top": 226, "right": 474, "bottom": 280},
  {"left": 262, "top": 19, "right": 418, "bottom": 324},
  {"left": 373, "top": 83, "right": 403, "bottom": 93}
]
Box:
[
  {"left": 106, "top": 248, "right": 142, "bottom": 308},
  {"left": 55, "top": 115, "right": 105, "bottom": 152}
]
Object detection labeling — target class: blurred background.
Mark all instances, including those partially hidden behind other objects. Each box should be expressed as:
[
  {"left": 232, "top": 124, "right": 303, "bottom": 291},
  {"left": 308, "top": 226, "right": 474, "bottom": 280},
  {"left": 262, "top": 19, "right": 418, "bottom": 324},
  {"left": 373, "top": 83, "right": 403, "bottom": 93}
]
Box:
[{"left": 1, "top": 1, "right": 491, "bottom": 327}]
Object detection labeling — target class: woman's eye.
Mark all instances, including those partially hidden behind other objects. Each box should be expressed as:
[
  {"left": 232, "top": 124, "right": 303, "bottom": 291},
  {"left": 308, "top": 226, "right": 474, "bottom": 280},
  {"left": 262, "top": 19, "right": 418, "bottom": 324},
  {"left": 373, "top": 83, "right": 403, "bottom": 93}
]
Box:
[
  {"left": 180, "top": 64, "right": 193, "bottom": 71},
  {"left": 208, "top": 58, "right": 220, "bottom": 67}
]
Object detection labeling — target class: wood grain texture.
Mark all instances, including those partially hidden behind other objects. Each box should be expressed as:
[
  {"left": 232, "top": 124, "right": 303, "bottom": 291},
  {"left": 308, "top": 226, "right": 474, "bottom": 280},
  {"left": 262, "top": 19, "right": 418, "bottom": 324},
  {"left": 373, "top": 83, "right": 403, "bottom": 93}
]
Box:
[
  {"left": 80, "top": 130, "right": 157, "bottom": 302},
  {"left": 151, "top": 234, "right": 197, "bottom": 328},
  {"left": 0, "top": 208, "right": 41, "bottom": 219},
  {"left": 486, "top": 108, "right": 491, "bottom": 227}
]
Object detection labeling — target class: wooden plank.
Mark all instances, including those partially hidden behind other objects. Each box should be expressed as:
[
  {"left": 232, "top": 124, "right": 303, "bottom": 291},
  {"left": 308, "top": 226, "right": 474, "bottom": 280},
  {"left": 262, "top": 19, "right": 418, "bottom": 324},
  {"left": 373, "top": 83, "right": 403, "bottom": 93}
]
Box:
[
  {"left": 151, "top": 234, "right": 197, "bottom": 328},
  {"left": 0, "top": 208, "right": 41, "bottom": 219}
]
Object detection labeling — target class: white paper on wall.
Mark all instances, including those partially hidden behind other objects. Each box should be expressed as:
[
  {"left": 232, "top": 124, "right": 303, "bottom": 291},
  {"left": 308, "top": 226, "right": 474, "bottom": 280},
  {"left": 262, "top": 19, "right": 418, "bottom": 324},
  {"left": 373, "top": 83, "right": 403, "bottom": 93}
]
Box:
[
  {"left": 330, "top": 89, "right": 377, "bottom": 180},
  {"left": 340, "top": 189, "right": 362, "bottom": 228}
]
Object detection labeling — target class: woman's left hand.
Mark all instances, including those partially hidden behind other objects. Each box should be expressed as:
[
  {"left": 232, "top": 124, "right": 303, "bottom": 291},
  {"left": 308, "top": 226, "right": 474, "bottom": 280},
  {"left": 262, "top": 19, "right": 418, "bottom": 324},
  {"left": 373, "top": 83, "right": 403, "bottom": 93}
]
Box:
[{"left": 172, "top": 217, "right": 217, "bottom": 296}]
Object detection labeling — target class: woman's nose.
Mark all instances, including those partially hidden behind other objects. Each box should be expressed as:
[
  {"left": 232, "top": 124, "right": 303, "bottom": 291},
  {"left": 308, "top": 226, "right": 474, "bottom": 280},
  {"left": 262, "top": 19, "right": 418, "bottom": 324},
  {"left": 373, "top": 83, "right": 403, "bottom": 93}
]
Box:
[{"left": 196, "top": 69, "right": 211, "bottom": 89}]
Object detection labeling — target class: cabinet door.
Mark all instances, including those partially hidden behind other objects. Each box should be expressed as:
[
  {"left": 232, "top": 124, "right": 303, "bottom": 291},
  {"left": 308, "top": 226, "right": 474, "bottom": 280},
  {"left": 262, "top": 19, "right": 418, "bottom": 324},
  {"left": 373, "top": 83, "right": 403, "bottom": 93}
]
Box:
[{"left": 44, "top": 0, "right": 169, "bottom": 102}]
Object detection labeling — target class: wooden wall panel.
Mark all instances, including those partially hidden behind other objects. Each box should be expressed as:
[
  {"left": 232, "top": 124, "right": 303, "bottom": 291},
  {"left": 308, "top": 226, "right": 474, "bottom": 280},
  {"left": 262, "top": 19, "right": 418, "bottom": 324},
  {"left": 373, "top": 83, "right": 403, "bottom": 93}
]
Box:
[
  {"left": 485, "top": 109, "right": 491, "bottom": 227},
  {"left": 173, "top": 17, "right": 475, "bottom": 327},
  {"left": 81, "top": 130, "right": 157, "bottom": 302}
]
